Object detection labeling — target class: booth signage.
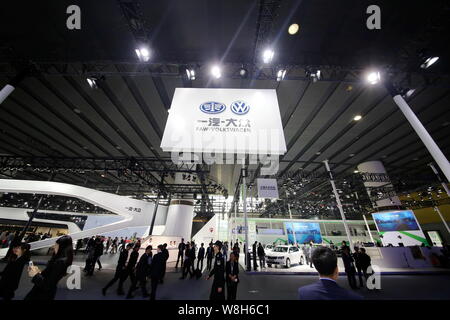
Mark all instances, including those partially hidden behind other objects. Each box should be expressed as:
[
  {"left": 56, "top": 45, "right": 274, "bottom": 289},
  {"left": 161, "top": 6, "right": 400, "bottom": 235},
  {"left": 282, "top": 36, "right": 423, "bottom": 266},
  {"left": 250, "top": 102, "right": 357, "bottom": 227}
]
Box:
[
  {"left": 161, "top": 88, "right": 286, "bottom": 155},
  {"left": 256, "top": 178, "right": 279, "bottom": 199}
]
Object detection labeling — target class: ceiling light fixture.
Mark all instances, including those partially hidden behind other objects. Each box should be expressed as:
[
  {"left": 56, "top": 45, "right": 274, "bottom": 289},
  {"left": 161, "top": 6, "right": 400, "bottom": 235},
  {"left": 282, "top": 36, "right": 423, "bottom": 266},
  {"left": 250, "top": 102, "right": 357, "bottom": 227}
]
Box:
[
  {"left": 276, "top": 69, "right": 287, "bottom": 81},
  {"left": 420, "top": 56, "right": 439, "bottom": 69},
  {"left": 366, "top": 71, "right": 381, "bottom": 85},
  {"left": 186, "top": 68, "right": 196, "bottom": 80},
  {"left": 353, "top": 115, "right": 362, "bottom": 121},
  {"left": 262, "top": 48, "right": 274, "bottom": 64},
  {"left": 211, "top": 65, "right": 222, "bottom": 79},
  {"left": 239, "top": 66, "right": 248, "bottom": 78},
  {"left": 288, "top": 23, "right": 299, "bottom": 35},
  {"left": 86, "top": 77, "right": 98, "bottom": 89},
  {"left": 135, "top": 46, "right": 151, "bottom": 62}
]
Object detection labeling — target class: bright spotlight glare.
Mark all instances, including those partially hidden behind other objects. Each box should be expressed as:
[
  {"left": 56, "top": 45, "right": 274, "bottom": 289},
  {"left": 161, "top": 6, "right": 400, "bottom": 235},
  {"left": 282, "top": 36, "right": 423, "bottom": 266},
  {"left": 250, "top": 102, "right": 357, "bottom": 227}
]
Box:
[
  {"left": 421, "top": 56, "right": 439, "bottom": 69},
  {"left": 288, "top": 23, "right": 299, "bottom": 35},
  {"left": 186, "top": 68, "right": 195, "bottom": 80},
  {"left": 262, "top": 49, "right": 274, "bottom": 64},
  {"left": 135, "top": 47, "right": 150, "bottom": 62},
  {"left": 211, "top": 65, "right": 221, "bottom": 79},
  {"left": 353, "top": 115, "right": 362, "bottom": 121},
  {"left": 366, "top": 71, "right": 381, "bottom": 85},
  {"left": 276, "top": 69, "right": 287, "bottom": 81},
  {"left": 86, "top": 77, "right": 97, "bottom": 89}
]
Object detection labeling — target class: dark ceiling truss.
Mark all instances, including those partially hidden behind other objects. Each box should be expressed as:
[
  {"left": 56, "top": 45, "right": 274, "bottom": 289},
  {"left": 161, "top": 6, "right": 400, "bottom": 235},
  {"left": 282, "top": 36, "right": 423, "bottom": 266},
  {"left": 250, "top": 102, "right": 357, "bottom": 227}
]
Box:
[
  {"left": 3, "top": 62, "right": 449, "bottom": 86},
  {"left": 0, "top": 156, "right": 206, "bottom": 174},
  {"left": 0, "top": 156, "right": 233, "bottom": 199},
  {"left": 251, "top": 0, "right": 283, "bottom": 77},
  {"left": 117, "top": 0, "right": 151, "bottom": 44}
]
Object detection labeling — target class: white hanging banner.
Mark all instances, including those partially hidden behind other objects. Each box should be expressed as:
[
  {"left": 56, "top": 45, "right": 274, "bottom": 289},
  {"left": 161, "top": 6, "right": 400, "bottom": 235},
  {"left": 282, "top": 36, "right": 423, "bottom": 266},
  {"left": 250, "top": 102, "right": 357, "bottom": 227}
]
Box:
[
  {"left": 256, "top": 178, "right": 279, "bottom": 199},
  {"left": 161, "top": 88, "right": 286, "bottom": 155}
]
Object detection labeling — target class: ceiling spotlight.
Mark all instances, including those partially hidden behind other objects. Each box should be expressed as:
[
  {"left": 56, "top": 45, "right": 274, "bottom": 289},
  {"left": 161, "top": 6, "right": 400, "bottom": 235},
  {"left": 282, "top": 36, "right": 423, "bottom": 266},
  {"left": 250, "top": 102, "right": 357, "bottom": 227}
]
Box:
[
  {"left": 276, "top": 69, "right": 287, "bottom": 81},
  {"left": 402, "top": 88, "right": 416, "bottom": 99},
  {"left": 135, "top": 46, "right": 151, "bottom": 62},
  {"left": 86, "top": 77, "right": 98, "bottom": 89},
  {"left": 262, "top": 48, "right": 274, "bottom": 64},
  {"left": 353, "top": 115, "right": 362, "bottom": 121},
  {"left": 238, "top": 67, "right": 248, "bottom": 78},
  {"left": 306, "top": 68, "right": 321, "bottom": 82},
  {"left": 366, "top": 71, "right": 381, "bottom": 85},
  {"left": 353, "top": 170, "right": 359, "bottom": 173},
  {"left": 186, "top": 68, "right": 196, "bottom": 80},
  {"left": 288, "top": 23, "right": 299, "bottom": 35},
  {"left": 211, "top": 65, "right": 222, "bottom": 79},
  {"left": 420, "top": 56, "right": 439, "bottom": 69}
]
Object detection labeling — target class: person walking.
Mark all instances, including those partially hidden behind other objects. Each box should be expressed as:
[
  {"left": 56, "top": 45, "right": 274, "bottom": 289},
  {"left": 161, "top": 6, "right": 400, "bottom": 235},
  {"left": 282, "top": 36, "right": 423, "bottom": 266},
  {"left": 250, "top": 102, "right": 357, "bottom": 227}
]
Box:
[
  {"left": 308, "top": 242, "right": 314, "bottom": 268},
  {"left": 123, "top": 244, "right": 140, "bottom": 298},
  {"left": 189, "top": 241, "right": 196, "bottom": 275},
  {"left": 105, "top": 237, "right": 112, "bottom": 254},
  {"left": 257, "top": 243, "right": 265, "bottom": 269},
  {"left": 197, "top": 243, "right": 205, "bottom": 270},
  {"left": 359, "top": 248, "right": 372, "bottom": 286},
  {"left": 206, "top": 241, "right": 225, "bottom": 301},
  {"left": 25, "top": 235, "right": 73, "bottom": 300},
  {"left": 149, "top": 245, "right": 165, "bottom": 300},
  {"left": 102, "top": 243, "right": 132, "bottom": 296},
  {"left": 111, "top": 237, "right": 118, "bottom": 254},
  {"left": 252, "top": 241, "right": 258, "bottom": 271},
  {"left": 160, "top": 243, "right": 169, "bottom": 284},
  {"left": 0, "top": 242, "right": 30, "bottom": 300},
  {"left": 352, "top": 246, "right": 364, "bottom": 287},
  {"left": 341, "top": 246, "right": 358, "bottom": 290},
  {"left": 206, "top": 242, "right": 214, "bottom": 271},
  {"left": 175, "top": 238, "right": 186, "bottom": 269},
  {"left": 127, "top": 245, "right": 152, "bottom": 298},
  {"left": 180, "top": 243, "right": 193, "bottom": 279},
  {"left": 226, "top": 252, "right": 239, "bottom": 300}
]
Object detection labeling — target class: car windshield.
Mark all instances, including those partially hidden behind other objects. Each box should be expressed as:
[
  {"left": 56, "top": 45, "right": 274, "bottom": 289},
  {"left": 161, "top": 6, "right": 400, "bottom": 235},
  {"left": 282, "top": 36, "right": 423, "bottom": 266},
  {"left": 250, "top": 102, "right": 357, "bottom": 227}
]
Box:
[{"left": 273, "top": 247, "right": 288, "bottom": 252}]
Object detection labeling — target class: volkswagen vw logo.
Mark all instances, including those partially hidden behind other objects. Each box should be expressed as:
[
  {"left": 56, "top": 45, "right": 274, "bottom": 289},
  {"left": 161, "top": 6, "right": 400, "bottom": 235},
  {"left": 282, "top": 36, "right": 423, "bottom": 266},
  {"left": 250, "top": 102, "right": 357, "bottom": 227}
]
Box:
[
  {"left": 230, "top": 100, "right": 250, "bottom": 115},
  {"left": 199, "top": 101, "right": 226, "bottom": 114}
]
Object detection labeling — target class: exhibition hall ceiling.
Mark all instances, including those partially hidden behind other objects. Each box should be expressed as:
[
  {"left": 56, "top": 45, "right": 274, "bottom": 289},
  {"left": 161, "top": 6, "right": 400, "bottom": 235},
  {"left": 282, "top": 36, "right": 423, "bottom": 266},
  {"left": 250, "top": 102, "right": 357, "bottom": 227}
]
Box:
[{"left": 0, "top": 0, "right": 449, "bottom": 195}]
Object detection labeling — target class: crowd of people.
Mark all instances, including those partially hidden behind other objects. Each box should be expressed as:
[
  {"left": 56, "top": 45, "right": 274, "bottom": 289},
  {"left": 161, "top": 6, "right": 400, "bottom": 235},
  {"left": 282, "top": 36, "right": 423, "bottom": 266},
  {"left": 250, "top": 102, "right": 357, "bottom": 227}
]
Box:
[
  {"left": 2, "top": 231, "right": 450, "bottom": 301},
  {"left": 1, "top": 229, "right": 54, "bottom": 249}
]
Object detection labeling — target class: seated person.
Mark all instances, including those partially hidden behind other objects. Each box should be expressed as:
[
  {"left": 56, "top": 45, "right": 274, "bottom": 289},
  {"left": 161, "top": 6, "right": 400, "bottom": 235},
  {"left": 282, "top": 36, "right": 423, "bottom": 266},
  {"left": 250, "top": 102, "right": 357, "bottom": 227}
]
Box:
[{"left": 298, "top": 246, "right": 363, "bottom": 300}]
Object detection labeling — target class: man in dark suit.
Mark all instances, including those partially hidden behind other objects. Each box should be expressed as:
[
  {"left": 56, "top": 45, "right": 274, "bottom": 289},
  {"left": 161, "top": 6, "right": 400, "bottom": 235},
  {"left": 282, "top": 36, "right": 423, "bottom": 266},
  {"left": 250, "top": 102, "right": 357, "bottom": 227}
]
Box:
[
  {"left": 102, "top": 243, "right": 132, "bottom": 296},
  {"left": 206, "top": 242, "right": 214, "bottom": 271},
  {"left": 160, "top": 243, "right": 169, "bottom": 284},
  {"left": 197, "top": 243, "right": 205, "bottom": 270},
  {"left": 175, "top": 238, "right": 186, "bottom": 269},
  {"left": 226, "top": 252, "right": 239, "bottom": 300},
  {"left": 149, "top": 245, "right": 165, "bottom": 300},
  {"left": 298, "top": 247, "right": 363, "bottom": 300},
  {"left": 122, "top": 244, "right": 140, "bottom": 297}
]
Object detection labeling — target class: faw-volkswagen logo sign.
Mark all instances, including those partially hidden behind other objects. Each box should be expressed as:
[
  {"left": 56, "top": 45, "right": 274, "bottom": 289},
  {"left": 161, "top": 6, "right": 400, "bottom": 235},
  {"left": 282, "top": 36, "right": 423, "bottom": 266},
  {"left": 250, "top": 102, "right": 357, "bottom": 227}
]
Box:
[
  {"left": 199, "top": 101, "right": 226, "bottom": 114},
  {"left": 230, "top": 100, "right": 250, "bottom": 115}
]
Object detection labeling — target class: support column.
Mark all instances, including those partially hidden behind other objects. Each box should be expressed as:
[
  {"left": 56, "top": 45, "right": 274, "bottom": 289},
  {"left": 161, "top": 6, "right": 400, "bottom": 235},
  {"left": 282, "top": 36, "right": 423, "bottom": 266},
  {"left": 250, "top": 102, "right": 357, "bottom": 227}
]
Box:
[
  {"left": 357, "top": 160, "right": 401, "bottom": 208},
  {"left": 323, "top": 160, "right": 354, "bottom": 250},
  {"left": 386, "top": 83, "right": 450, "bottom": 182},
  {"left": 0, "top": 68, "right": 29, "bottom": 105},
  {"left": 363, "top": 214, "right": 375, "bottom": 243},
  {"left": 429, "top": 163, "right": 450, "bottom": 197},
  {"left": 242, "top": 159, "right": 250, "bottom": 271},
  {"left": 434, "top": 206, "right": 450, "bottom": 236},
  {"left": 0, "top": 85, "right": 15, "bottom": 105}
]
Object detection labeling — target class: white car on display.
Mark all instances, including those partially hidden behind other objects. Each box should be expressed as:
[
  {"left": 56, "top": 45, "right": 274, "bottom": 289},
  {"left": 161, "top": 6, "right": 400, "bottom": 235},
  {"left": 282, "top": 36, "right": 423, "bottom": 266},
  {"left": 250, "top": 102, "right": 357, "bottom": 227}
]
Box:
[
  {"left": 266, "top": 245, "right": 305, "bottom": 268},
  {"left": 264, "top": 244, "right": 275, "bottom": 253}
]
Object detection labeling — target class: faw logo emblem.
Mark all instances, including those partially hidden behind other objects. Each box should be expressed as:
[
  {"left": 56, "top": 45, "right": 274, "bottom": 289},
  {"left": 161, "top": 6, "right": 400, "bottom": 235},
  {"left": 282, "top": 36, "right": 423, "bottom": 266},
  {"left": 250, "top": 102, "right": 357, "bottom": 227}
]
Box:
[
  {"left": 230, "top": 100, "right": 250, "bottom": 115},
  {"left": 199, "top": 101, "right": 226, "bottom": 114}
]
